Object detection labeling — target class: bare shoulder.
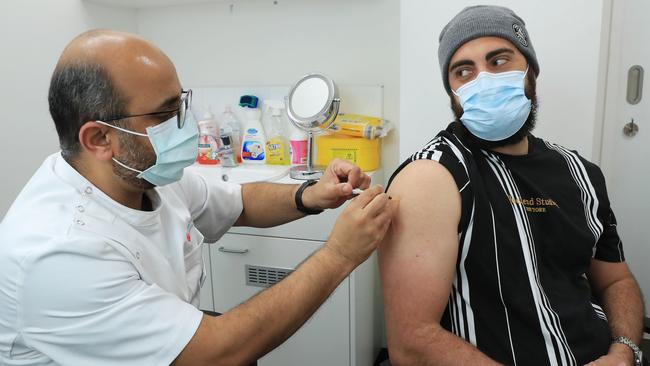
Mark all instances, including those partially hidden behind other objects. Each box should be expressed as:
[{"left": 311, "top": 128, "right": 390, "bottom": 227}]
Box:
[
  {"left": 388, "top": 159, "right": 456, "bottom": 192},
  {"left": 387, "top": 159, "right": 461, "bottom": 226}
]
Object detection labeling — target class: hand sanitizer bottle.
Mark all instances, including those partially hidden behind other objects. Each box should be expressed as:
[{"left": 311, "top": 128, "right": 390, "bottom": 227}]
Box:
[
  {"left": 220, "top": 105, "right": 242, "bottom": 163},
  {"left": 218, "top": 126, "right": 238, "bottom": 167}
]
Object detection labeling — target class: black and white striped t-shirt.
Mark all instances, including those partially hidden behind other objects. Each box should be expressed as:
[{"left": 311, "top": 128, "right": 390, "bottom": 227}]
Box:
[{"left": 388, "top": 123, "right": 624, "bottom": 366}]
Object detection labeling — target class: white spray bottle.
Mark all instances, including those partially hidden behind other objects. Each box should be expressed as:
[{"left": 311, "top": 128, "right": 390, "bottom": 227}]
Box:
[{"left": 239, "top": 95, "right": 266, "bottom": 164}]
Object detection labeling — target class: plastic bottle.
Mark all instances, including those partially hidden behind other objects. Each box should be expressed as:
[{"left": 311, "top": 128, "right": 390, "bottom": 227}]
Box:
[
  {"left": 197, "top": 107, "right": 220, "bottom": 165},
  {"left": 218, "top": 126, "right": 238, "bottom": 167},
  {"left": 264, "top": 100, "right": 290, "bottom": 165},
  {"left": 220, "top": 105, "right": 242, "bottom": 163},
  {"left": 289, "top": 125, "right": 308, "bottom": 166},
  {"left": 239, "top": 95, "right": 266, "bottom": 164}
]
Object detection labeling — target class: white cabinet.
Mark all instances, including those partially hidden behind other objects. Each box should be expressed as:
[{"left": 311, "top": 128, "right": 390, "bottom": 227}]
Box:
[
  {"left": 199, "top": 172, "right": 384, "bottom": 366},
  {"left": 210, "top": 233, "right": 322, "bottom": 311},
  {"left": 211, "top": 233, "right": 351, "bottom": 366}
]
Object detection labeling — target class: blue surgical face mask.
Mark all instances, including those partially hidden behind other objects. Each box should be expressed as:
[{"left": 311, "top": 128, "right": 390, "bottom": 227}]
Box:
[
  {"left": 97, "top": 113, "right": 199, "bottom": 186},
  {"left": 453, "top": 67, "right": 531, "bottom": 141}
]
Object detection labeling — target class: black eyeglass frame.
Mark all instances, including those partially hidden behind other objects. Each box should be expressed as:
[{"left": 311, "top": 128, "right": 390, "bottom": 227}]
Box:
[{"left": 102, "top": 89, "right": 192, "bottom": 129}]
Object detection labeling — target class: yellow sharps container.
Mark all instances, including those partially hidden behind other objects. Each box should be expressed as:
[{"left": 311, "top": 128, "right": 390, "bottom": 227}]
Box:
[{"left": 315, "top": 134, "right": 381, "bottom": 172}]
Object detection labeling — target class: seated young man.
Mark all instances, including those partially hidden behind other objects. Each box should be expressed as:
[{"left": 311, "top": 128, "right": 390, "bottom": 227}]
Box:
[{"left": 379, "top": 5, "right": 644, "bottom": 366}]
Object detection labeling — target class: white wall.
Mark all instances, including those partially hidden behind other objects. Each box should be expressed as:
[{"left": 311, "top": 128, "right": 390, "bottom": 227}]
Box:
[
  {"left": 0, "top": 1, "right": 137, "bottom": 217},
  {"left": 400, "top": 0, "right": 608, "bottom": 162},
  {"left": 2, "top": 0, "right": 609, "bottom": 215},
  {"left": 0, "top": 0, "right": 399, "bottom": 217},
  {"left": 134, "top": 0, "right": 400, "bottom": 182}
]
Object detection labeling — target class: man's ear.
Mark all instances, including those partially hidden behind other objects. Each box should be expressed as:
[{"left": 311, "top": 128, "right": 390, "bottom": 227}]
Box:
[{"left": 78, "top": 121, "right": 115, "bottom": 162}]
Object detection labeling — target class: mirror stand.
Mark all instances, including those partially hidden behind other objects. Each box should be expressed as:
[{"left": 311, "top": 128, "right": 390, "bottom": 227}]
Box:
[{"left": 290, "top": 132, "right": 324, "bottom": 180}]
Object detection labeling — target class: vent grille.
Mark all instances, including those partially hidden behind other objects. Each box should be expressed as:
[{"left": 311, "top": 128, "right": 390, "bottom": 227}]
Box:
[{"left": 246, "top": 264, "right": 293, "bottom": 288}]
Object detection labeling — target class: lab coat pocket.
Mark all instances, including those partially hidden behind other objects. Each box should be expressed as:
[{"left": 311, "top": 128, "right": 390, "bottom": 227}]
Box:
[{"left": 184, "top": 224, "right": 206, "bottom": 298}]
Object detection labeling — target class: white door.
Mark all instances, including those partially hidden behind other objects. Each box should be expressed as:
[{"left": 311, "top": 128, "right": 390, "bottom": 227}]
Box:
[{"left": 601, "top": 0, "right": 650, "bottom": 314}]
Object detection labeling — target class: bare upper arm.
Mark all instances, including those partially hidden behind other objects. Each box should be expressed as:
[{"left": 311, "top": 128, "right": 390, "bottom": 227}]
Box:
[{"left": 379, "top": 159, "right": 462, "bottom": 348}]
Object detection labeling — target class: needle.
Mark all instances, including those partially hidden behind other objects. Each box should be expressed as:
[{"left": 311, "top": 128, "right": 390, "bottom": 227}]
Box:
[{"left": 352, "top": 188, "right": 392, "bottom": 199}]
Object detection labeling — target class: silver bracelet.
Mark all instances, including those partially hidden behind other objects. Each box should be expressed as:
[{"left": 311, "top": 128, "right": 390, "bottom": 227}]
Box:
[{"left": 611, "top": 336, "right": 643, "bottom": 366}]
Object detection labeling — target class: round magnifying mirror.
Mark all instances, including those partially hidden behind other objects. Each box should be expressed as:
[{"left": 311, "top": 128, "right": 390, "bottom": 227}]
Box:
[
  {"left": 291, "top": 78, "right": 329, "bottom": 119},
  {"left": 286, "top": 73, "right": 340, "bottom": 180}
]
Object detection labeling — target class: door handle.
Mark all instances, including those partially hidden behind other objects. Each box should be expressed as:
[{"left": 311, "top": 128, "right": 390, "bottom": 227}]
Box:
[
  {"left": 218, "top": 246, "right": 249, "bottom": 254},
  {"left": 627, "top": 65, "right": 644, "bottom": 105}
]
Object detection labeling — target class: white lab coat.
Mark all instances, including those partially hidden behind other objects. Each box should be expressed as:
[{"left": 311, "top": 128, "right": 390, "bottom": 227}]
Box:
[{"left": 0, "top": 153, "right": 243, "bottom": 365}]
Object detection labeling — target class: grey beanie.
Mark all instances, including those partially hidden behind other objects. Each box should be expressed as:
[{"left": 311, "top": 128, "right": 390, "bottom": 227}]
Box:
[{"left": 438, "top": 5, "right": 540, "bottom": 93}]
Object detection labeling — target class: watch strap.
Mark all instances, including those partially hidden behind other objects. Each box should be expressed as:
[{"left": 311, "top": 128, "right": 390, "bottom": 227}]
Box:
[{"left": 295, "top": 180, "right": 323, "bottom": 215}]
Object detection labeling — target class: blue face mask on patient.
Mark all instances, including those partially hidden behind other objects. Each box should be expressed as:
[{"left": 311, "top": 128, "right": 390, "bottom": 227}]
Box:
[
  {"left": 97, "top": 113, "right": 199, "bottom": 186},
  {"left": 453, "top": 67, "right": 532, "bottom": 142}
]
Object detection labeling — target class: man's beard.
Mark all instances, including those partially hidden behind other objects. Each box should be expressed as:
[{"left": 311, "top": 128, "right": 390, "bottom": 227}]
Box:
[
  {"left": 450, "top": 73, "right": 538, "bottom": 150},
  {"left": 112, "top": 123, "right": 156, "bottom": 190}
]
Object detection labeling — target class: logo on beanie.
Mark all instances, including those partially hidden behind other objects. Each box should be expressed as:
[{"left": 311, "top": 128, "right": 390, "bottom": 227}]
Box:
[{"left": 512, "top": 24, "right": 528, "bottom": 47}]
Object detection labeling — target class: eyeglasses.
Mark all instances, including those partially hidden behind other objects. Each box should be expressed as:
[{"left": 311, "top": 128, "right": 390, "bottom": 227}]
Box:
[{"left": 102, "top": 89, "right": 193, "bottom": 129}]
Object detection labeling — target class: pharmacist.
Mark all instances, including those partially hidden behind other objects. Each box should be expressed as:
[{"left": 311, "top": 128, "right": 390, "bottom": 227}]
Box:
[{"left": 0, "top": 29, "right": 396, "bottom": 365}]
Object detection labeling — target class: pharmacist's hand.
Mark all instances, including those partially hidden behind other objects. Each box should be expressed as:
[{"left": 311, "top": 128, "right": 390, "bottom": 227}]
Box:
[
  {"left": 325, "top": 185, "right": 397, "bottom": 266},
  {"left": 303, "top": 159, "right": 371, "bottom": 210}
]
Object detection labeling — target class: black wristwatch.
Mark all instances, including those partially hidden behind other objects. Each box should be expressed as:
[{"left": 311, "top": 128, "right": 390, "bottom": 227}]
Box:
[
  {"left": 611, "top": 336, "right": 643, "bottom": 366},
  {"left": 295, "top": 180, "right": 324, "bottom": 215}
]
